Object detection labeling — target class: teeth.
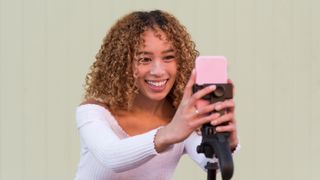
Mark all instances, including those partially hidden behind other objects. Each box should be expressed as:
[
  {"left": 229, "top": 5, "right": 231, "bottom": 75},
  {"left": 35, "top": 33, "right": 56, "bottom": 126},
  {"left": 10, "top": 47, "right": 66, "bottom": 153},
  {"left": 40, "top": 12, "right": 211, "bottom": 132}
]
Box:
[{"left": 146, "top": 80, "right": 167, "bottom": 87}]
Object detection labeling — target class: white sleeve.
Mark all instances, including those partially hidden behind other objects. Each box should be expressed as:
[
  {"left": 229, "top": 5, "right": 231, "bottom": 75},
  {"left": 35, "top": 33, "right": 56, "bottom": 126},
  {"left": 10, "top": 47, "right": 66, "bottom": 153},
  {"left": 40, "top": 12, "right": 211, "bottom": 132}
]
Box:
[
  {"left": 76, "top": 105, "right": 160, "bottom": 173},
  {"left": 183, "top": 132, "right": 218, "bottom": 171}
]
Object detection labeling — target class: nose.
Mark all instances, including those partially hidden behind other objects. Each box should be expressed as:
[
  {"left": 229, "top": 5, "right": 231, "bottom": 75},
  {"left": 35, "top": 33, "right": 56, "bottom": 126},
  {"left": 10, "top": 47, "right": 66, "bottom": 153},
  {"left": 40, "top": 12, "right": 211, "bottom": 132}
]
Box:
[{"left": 150, "top": 59, "right": 165, "bottom": 76}]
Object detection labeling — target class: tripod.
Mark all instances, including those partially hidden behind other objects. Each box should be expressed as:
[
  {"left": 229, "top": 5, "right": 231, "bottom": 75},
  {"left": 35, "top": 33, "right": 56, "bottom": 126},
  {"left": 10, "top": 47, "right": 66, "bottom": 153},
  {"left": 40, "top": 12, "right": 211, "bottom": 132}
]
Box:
[{"left": 193, "top": 84, "right": 234, "bottom": 180}]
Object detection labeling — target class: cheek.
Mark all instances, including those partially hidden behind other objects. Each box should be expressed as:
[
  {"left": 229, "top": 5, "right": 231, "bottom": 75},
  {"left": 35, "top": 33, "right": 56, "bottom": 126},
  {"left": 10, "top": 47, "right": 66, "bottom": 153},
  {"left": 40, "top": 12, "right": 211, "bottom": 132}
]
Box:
[
  {"left": 168, "top": 60, "right": 177, "bottom": 72},
  {"left": 171, "top": 63, "right": 178, "bottom": 79},
  {"left": 172, "top": 70, "right": 177, "bottom": 80},
  {"left": 133, "top": 65, "right": 146, "bottom": 79},
  {"left": 135, "top": 70, "right": 150, "bottom": 87}
]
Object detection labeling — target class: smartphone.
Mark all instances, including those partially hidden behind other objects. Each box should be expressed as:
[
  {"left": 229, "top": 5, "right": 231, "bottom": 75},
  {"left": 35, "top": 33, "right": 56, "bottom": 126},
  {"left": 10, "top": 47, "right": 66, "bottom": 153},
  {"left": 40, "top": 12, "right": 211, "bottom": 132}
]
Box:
[
  {"left": 194, "top": 56, "right": 231, "bottom": 107},
  {"left": 194, "top": 56, "right": 234, "bottom": 179},
  {"left": 195, "top": 56, "right": 228, "bottom": 85}
]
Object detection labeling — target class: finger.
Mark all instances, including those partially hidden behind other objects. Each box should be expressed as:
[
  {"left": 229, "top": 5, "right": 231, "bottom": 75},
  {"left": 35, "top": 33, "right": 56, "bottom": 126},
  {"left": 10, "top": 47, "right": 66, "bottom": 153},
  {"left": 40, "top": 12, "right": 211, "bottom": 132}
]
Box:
[
  {"left": 211, "top": 112, "right": 234, "bottom": 126},
  {"left": 227, "top": 78, "right": 233, "bottom": 84},
  {"left": 182, "top": 69, "right": 196, "bottom": 99},
  {"left": 214, "top": 99, "right": 235, "bottom": 112},
  {"left": 192, "top": 107, "right": 217, "bottom": 120},
  {"left": 189, "top": 85, "right": 216, "bottom": 106},
  {"left": 215, "top": 123, "right": 236, "bottom": 133},
  {"left": 194, "top": 103, "right": 218, "bottom": 117},
  {"left": 189, "top": 113, "right": 220, "bottom": 128}
]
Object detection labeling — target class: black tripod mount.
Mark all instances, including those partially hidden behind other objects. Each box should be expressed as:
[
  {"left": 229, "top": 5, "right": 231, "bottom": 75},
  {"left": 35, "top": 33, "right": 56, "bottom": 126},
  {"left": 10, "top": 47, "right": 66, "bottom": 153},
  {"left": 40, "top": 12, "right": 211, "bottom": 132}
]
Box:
[{"left": 193, "top": 83, "right": 234, "bottom": 180}]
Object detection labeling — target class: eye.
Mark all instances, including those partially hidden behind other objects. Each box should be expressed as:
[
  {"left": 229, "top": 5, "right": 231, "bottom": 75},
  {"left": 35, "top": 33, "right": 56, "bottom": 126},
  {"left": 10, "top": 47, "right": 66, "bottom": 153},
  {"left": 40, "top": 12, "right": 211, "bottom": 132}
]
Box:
[
  {"left": 138, "top": 57, "right": 152, "bottom": 65},
  {"left": 163, "top": 55, "right": 175, "bottom": 62}
]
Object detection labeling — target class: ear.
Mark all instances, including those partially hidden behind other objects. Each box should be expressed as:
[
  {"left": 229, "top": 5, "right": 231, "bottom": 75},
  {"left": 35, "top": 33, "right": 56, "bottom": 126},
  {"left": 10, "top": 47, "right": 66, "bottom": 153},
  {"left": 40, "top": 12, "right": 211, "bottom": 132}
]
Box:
[
  {"left": 131, "top": 60, "right": 139, "bottom": 78},
  {"left": 133, "top": 71, "right": 138, "bottom": 78},
  {"left": 132, "top": 67, "right": 139, "bottom": 78}
]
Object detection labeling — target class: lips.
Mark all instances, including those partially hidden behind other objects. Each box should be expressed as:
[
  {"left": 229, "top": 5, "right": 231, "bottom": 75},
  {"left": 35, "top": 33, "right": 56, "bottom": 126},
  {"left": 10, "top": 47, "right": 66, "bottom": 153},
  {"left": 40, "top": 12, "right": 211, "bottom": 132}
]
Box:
[
  {"left": 145, "top": 79, "right": 168, "bottom": 91},
  {"left": 146, "top": 80, "right": 167, "bottom": 86}
]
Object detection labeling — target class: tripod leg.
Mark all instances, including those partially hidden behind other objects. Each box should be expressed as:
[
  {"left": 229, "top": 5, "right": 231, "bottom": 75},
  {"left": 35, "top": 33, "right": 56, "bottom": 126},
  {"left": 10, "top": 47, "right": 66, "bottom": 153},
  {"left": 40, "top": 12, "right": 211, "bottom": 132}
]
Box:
[
  {"left": 208, "top": 169, "right": 216, "bottom": 180},
  {"left": 206, "top": 162, "right": 218, "bottom": 180}
]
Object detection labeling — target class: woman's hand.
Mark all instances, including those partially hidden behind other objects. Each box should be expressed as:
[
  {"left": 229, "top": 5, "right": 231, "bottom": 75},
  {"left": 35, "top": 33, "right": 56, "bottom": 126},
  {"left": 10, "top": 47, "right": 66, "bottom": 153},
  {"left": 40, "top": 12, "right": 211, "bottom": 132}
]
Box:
[
  {"left": 155, "top": 70, "right": 239, "bottom": 152},
  {"left": 207, "top": 79, "right": 238, "bottom": 150},
  {"left": 155, "top": 69, "right": 223, "bottom": 152}
]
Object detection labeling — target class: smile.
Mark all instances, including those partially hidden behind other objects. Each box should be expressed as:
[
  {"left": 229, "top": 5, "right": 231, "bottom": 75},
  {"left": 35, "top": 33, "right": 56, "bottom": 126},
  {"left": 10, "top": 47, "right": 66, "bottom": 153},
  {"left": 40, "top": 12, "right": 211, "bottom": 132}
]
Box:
[{"left": 145, "top": 80, "right": 168, "bottom": 87}]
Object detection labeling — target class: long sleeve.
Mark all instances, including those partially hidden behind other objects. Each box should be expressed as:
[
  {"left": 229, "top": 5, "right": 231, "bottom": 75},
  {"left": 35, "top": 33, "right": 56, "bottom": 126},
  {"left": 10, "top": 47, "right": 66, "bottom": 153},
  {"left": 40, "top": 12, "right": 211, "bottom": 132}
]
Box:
[{"left": 76, "top": 104, "right": 159, "bottom": 173}]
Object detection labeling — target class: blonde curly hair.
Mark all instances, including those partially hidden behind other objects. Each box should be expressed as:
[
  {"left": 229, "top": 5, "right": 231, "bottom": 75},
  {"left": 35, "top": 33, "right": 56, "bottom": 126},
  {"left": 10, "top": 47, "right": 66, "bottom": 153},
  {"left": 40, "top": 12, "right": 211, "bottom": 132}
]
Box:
[{"left": 84, "top": 10, "right": 199, "bottom": 113}]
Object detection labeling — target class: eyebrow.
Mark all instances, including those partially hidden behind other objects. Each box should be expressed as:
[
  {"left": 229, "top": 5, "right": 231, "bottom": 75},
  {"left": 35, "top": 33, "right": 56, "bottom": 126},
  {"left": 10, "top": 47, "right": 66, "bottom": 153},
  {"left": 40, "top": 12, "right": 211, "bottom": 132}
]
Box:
[
  {"left": 136, "top": 49, "right": 175, "bottom": 55},
  {"left": 136, "top": 51, "right": 152, "bottom": 55},
  {"left": 162, "top": 49, "right": 175, "bottom": 54}
]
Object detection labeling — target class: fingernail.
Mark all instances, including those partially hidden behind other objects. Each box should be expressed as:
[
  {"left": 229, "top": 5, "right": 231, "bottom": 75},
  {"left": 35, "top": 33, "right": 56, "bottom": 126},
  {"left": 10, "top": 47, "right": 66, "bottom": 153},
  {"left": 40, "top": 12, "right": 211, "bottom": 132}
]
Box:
[
  {"left": 212, "top": 113, "right": 220, "bottom": 118},
  {"left": 211, "top": 121, "right": 218, "bottom": 125},
  {"left": 209, "top": 85, "right": 216, "bottom": 90},
  {"left": 215, "top": 105, "right": 222, "bottom": 110}
]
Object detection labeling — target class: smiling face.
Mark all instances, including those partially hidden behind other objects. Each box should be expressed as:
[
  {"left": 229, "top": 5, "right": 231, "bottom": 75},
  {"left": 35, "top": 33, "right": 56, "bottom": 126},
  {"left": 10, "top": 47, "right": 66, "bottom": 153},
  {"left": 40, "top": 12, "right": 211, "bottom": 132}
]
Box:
[{"left": 133, "top": 29, "right": 177, "bottom": 102}]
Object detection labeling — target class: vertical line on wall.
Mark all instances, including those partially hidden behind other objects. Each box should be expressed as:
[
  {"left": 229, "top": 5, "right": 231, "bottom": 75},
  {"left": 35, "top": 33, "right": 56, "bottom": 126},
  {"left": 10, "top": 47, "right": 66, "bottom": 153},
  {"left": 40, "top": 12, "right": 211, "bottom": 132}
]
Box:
[
  {"left": 292, "top": 0, "right": 312, "bottom": 179},
  {"left": 66, "top": 0, "right": 71, "bottom": 177},
  {"left": 310, "top": 0, "right": 320, "bottom": 179},
  {"left": 270, "top": 0, "right": 275, "bottom": 178},
  {"left": 44, "top": 0, "right": 48, "bottom": 178},
  {"left": 21, "top": 0, "right": 26, "bottom": 179},
  {"left": 0, "top": 0, "right": 3, "bottom": 176}
]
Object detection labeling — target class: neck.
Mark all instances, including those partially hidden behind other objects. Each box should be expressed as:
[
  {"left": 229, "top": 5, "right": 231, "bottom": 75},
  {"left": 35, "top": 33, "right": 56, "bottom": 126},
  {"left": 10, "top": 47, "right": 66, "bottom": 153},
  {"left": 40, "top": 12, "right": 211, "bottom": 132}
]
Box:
[{"left": 131, "top": 93, "right": 173, "bottom": 119}]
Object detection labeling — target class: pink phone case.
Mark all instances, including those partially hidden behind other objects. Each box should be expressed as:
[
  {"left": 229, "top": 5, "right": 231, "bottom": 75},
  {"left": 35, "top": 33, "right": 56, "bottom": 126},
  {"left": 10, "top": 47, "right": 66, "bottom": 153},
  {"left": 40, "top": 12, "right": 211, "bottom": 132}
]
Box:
[{"left": 195, "top": 56, "right": 228, "bottom": 85}]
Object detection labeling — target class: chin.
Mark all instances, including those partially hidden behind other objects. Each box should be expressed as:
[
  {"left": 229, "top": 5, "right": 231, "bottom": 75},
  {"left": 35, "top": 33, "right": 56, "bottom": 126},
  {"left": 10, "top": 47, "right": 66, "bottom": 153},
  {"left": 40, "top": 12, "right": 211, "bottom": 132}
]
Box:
[{"left": 145, "top": 92, "right": 168, "bottom": 101}]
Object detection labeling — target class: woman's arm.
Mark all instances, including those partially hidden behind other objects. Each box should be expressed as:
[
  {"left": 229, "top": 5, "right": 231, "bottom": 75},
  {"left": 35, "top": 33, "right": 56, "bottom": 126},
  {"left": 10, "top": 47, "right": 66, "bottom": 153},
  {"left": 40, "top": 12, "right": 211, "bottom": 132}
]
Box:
[{"left": 77, "top": 105, "right": 160, "bottom": 173}]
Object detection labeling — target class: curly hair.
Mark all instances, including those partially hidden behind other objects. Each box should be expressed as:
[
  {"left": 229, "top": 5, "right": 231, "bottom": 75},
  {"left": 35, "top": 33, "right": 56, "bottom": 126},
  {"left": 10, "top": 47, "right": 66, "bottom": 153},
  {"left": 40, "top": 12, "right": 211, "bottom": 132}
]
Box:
[{"left": 84, "top": 10, "right": 199, "bottom": 113}]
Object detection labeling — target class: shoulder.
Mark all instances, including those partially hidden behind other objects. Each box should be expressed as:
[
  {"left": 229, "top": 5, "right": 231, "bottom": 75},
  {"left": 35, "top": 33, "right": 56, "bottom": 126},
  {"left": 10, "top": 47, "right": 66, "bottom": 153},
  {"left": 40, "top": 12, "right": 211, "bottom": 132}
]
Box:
[
  {"left": 76, "top": 99, "right": 112, "bottom": 128},
  {"left": 80, "top": 99, "right": 106, "bottom": 107},
  {"left": 77, "top": 99, "right": 109, "bottom": 114}
]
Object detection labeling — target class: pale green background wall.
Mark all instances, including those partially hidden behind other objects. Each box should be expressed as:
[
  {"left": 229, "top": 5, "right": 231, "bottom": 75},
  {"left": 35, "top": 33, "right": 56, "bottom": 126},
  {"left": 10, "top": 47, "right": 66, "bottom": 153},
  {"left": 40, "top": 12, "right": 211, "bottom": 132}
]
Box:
[{"left": 1, "top": 0, "right": 319, "bottom": 180}]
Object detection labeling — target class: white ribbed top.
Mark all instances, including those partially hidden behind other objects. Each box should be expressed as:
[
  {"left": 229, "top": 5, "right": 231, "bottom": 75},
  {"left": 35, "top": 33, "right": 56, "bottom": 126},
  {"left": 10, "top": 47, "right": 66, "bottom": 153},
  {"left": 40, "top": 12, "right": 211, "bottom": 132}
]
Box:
[{"left": 74, "top": 104, "right": 213, "bottom": 180}]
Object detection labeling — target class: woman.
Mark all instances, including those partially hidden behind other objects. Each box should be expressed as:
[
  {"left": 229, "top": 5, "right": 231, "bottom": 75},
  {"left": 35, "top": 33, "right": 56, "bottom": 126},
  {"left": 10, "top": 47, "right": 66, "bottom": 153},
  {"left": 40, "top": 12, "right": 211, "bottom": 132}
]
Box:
[{"left": 75, "top": 10, "right": 239, "bottom": 180}]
